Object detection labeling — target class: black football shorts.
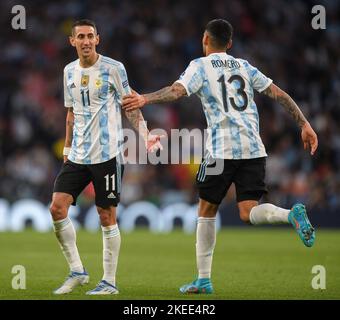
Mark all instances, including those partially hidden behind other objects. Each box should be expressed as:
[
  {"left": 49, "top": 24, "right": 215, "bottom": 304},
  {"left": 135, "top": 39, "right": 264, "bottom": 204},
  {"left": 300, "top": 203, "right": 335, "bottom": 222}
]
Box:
[
  {"left": 53, "top": 156, "right": 124, "bottom": 208},
  {"left": 196, "top": 157, "right": 267, "bottom": 205}
]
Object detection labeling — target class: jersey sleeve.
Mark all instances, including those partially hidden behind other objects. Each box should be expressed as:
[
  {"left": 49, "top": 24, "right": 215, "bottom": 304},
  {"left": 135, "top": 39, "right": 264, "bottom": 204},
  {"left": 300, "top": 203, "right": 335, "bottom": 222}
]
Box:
[
  {"left": 63, "top": 68, "right": 73, "bottom": 108},
  {"left": 117, "top": 63, "right": 131, "bottom": 95},
  {"left": 175, "top": 60, "right": 204, "bottom": 96},
  {"left": 246, "top": 62, "right": 273, "bottom": 93}
]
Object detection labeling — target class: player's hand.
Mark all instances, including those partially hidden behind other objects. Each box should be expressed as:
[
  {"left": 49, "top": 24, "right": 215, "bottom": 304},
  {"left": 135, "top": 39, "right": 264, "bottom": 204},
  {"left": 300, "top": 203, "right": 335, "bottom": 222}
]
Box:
[
  {"left": 63, "top": 156, "right": 68, "bottom": 163},
  {"left": 123, "top": 90, "right": 147, "bottom": 111},
  {"left": 146, "top": 134, "right": 164, "bottom": 153},
  {"left": 301, "top": 122, "right": 318, "bottom": 156}
]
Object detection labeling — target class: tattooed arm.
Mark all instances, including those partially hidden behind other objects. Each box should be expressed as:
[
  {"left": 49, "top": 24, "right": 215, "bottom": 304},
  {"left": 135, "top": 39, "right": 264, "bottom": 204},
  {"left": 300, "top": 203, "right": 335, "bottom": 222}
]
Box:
[
  {"left": 122, "top": 82, "right": 187, "bottom": 111},
  {"left": 262, "top": 83, "right": 307, "bottom": 128},
  {"left": 64, "top": 107, "right": 74, "bottom": 162},
  {"left": 124, "top": 109, "right": 163, "bottom": 153},
  {"left": 124, "top": 109, "right": 149, "bottom": 142},
  {"left": 262, "top": 83, "right": 318, "bottom": 155},
  {"left": 143, "top": 82, "right": 187, "bottom": 104}
]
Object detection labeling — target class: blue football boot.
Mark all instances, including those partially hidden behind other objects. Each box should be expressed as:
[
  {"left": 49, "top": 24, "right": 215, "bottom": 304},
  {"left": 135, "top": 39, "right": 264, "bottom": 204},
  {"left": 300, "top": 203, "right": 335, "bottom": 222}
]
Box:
[
  {"left": 179, "top": 278, "right": 214, "bottom": 294},
  {"left": 288, "top": 203, "right": 315, "bottom": 247}
]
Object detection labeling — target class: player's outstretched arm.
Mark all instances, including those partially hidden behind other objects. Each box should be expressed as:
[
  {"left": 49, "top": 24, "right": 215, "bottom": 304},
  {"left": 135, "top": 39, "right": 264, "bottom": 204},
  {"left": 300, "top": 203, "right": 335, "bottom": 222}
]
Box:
[
  {"left": 122, "top": 82, "right": 187, "bottom": 111},
  {"left": 124, "top": 109, "right": 163, "bottom": 153},
  {"left": 63, "top": 107, "right": 74, "bottom": 162},
  {"left": 262, "top": 83, "right": 318, "bottom": 155}
]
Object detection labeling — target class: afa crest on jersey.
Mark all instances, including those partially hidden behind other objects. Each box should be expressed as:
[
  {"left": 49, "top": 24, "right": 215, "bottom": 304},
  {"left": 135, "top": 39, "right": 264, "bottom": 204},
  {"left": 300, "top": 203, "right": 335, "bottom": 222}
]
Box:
[
  {"left": 95, "top": 78, "right": 103, "bottom": 88},
  {"left": 81, "top": 75, "right": 89, "bottom": 87}
]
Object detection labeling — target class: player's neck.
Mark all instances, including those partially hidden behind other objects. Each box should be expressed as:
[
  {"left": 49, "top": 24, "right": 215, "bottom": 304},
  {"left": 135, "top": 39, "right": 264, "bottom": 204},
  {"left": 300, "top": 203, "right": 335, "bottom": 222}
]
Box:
[
  {"left": 79, "top": 53, "right": 99, "bottom": 68},
  {"left": 205, "top": 47, "right": 226, "bottom": 56}
]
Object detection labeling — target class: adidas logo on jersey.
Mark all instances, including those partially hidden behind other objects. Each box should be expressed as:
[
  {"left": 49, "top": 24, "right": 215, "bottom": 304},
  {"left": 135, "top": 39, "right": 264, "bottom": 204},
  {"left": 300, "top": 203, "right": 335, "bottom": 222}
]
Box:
[{"left": 107, "top": 192, "right": 116, "bottom": 199}]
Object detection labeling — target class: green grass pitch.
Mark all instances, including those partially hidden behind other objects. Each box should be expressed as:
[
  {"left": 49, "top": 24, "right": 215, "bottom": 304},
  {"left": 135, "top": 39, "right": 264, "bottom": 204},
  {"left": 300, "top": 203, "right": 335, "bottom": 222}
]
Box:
[{"left": 0, "top": 228, "right": 339, "bottom": 300}]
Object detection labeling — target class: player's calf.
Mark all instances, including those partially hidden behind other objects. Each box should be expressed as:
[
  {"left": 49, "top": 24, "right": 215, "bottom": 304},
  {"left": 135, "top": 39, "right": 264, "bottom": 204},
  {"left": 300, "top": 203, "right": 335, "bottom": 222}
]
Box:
[
  {"left": 239, "top": 211, "right": 251, "bottom": 223},
  {"left": 238, "top": 200, "right": 258, "bottom": 224}
]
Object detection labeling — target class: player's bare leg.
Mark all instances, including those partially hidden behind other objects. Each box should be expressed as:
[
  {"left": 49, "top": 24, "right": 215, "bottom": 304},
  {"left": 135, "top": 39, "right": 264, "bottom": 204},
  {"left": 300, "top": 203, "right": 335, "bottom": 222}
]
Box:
[
  {"left": 180, "top": 198, "right": 216, "bottom": 294},
  {"left": 239, "top": 200, "right": 315, "bottom": 247},
  {"left": 238, "top": 200, "right": 258, "bottom": 223},
  {"left": 50, "top": 192, "right": 72, "bottom": 221},
  {"left": 50, "top": 192, "right": 88, "bottom": 294},
  {"left": 86, "top": 206, "right": 120, "bottom": 295}
]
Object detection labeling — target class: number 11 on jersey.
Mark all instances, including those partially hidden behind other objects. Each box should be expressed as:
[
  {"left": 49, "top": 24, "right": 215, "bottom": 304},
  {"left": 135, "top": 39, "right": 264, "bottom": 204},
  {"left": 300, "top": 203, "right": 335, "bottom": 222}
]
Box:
[
  {"left": 81, "top": 89, "right": 90, "bottom": 107},
  {"left": 105, "top": 174, "right": 115, "bottom": 191}
]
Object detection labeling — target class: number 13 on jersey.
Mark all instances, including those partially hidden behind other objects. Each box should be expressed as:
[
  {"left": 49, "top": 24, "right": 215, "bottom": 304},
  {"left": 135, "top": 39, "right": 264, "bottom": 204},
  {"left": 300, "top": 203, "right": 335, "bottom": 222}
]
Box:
[{"left": 217, "top": 74, "right": 248, "bottom": 113}]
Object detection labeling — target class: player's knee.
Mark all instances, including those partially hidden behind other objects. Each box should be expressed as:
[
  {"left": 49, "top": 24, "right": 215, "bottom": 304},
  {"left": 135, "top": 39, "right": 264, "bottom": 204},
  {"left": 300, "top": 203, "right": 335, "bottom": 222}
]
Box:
[
  {"left": 99, "top": 214, "right": 110, "bottom": 226},
  {"left": 49, "top": 202, "right": 67, "bottom": 221},
  {"left": 97, "top": 207, "right": 116, "bottom": 226},
  {"left": 198, "top": 200, "right": 218, "bottom": 218},
  {"left": 207, "top": 206, "right": 218, "bottom": 217}
]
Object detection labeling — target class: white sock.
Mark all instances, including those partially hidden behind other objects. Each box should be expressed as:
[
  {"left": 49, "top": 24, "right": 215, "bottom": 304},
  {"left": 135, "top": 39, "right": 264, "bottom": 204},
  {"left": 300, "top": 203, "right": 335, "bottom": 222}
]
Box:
[
  {"left": 249, "top": 203, "right": 290, "bottom": 225},
  {"left": 196, "top": 217, "right": 216, "bottom": 279},
  {"left": 102, "top": 224, "right": 121, "bottom": 286},
  {"left": 53, "top": 217, "right": 84, "bottom": 273}
]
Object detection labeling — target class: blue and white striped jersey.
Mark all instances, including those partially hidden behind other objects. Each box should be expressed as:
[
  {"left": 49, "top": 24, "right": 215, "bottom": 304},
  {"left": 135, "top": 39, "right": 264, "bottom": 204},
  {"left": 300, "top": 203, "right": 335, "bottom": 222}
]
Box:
[
  {"left": 176, "top": 52, "right": 272, "bottom": 159},
  {"left": 63, "top": 54, "right": 129, "bottom": 164}
]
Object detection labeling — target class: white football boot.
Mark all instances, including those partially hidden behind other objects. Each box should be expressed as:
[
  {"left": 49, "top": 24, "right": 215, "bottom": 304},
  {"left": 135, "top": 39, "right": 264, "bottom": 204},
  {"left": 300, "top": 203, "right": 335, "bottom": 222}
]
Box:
[
  {"left": 53, "top": 269, "right": 89, "bottom": 294},
  {"left": 86, "top": 280, "right": 119, "bottom": 295}
]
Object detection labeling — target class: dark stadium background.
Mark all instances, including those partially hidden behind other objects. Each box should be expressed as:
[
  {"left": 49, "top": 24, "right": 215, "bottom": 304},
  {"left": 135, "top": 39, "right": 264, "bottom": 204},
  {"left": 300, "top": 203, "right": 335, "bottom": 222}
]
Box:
[{"left": 0, "top": 0, "right": 339, "bottom": 229}]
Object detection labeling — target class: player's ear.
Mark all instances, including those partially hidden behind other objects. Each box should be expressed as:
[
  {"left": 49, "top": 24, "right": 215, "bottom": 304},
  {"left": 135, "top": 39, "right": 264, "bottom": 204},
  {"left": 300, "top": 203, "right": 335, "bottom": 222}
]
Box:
[
  {"left": 69, "top": 36, "right": 76, "bottom": 47},
  {"left": 202, "top": 32, "right": 209, "bottom": 46},
  {"left": 95, "top": 33, "right": 100, "bottom": 45},
  {"left": 227, "top": 40, "right": 232, "bottom": 50}
]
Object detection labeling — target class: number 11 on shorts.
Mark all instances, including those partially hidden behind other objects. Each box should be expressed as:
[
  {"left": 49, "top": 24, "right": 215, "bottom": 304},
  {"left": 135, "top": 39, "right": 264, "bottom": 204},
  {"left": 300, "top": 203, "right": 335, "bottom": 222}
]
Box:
[{"left": 105, "top": 174, "right": 115, "bottom": 191}]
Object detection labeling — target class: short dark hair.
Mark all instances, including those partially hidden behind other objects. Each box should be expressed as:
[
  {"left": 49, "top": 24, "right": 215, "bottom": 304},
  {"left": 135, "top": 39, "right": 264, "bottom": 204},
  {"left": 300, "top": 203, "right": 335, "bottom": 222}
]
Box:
[
  {"left": 205, "top": 19, "right": 233, "bottom": 48},
  {"left": 72, "top": 19, "right": 97, "bottom": 35}
]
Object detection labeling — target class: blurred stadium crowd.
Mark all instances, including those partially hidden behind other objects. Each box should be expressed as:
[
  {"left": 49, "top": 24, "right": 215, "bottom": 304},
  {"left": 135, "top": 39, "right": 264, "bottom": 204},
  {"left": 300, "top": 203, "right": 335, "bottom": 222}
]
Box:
[{"left": 0, "top": 0, "right": 339, "bottom": 223}]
